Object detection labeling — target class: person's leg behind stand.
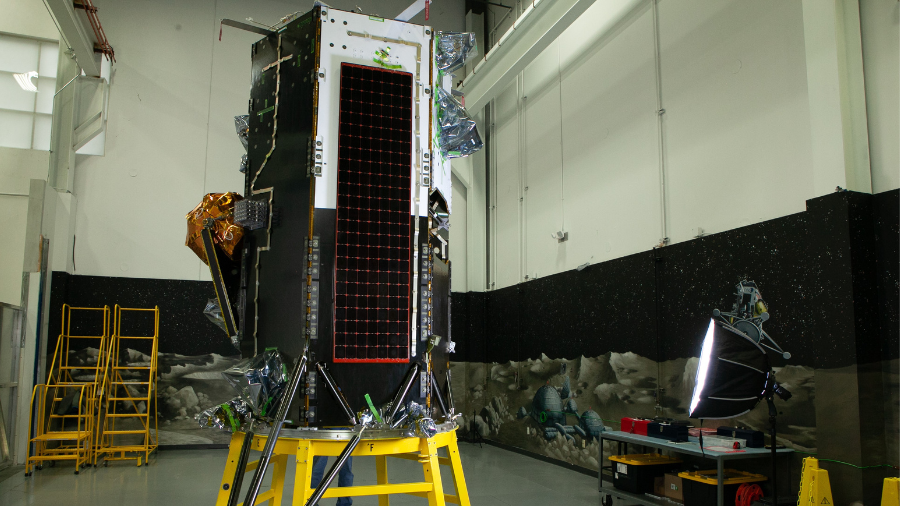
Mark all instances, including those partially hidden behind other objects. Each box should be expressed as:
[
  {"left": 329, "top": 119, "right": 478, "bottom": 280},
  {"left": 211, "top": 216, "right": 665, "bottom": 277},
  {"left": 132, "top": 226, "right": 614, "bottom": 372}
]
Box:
[
  {"left": 310, "top": 455, "right": 354, "bottom": 506},
  {"left": 336, "top": 457, "right": 353, "bottom": 506},
  {"left": 311, "top": 456, "right": 328, "bottom": 492}
]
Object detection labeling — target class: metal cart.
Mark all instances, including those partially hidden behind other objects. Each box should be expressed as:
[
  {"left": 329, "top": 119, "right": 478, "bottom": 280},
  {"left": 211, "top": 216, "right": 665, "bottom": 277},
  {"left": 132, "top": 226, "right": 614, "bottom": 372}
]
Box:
[{"left": 598, "top": 430, "right": 793, "bottom": 506}]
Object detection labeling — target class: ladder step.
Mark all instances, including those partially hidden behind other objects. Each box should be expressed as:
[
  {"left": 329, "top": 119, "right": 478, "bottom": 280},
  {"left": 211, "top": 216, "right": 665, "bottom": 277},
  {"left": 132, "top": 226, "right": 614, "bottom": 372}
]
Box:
[
  {"left": 112, "top": 381, "right": 150, "bottom": 385},
  {"left": 113, "top": 366, "right": 151, "bottom": 370},
  {"left": 31, "top": 432, "right": 90, "bottom": 441},
  {"left": 106, "top": 413, "right": 148, "bottom": 417},
  {"left": 108, "top": 397, "right": 150, "bottom": 401},
  {"left": 48, "top": 414, "right": 88, "bottom": 418},
  {"left": 102, "top": 430, "right": 148, "bottom": 435},
  {"left": 98, "top": 445, "right": 154, "bottom": 452}
]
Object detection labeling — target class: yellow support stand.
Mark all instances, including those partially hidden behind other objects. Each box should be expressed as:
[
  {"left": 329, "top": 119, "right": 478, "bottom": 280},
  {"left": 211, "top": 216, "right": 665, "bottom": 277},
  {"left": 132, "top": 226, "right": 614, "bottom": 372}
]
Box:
[
  {"left": 216, "top": 427, "right": 471, "bottom": 506},
  {"left": 883, "top": 477, "right": 900, "bottom": 506},
  {"left": 798, "top": 457, "right": 834, "bottom": 506}
]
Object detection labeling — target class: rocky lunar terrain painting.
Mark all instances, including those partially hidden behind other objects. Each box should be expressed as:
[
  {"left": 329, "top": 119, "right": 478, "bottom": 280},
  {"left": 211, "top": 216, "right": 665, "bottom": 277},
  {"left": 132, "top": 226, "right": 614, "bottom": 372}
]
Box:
[{"left": 451, "top": 352, "right": 819, "bottom": 471}]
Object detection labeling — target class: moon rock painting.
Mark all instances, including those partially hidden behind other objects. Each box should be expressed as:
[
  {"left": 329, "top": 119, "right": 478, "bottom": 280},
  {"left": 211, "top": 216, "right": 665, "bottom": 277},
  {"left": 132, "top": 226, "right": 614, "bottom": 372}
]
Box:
[{"left": 452, "top": 351, "right": 817, "bottom": 471}]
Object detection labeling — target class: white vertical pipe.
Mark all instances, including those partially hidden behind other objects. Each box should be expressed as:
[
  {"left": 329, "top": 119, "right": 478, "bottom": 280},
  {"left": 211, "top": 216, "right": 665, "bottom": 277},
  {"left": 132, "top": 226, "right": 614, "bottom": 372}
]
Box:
[
  {"left": 651, "top": 0, "right": 668, "bottom": 246},
  {"left": 556, "top": 42, "right": 565, "bottom": 244}
]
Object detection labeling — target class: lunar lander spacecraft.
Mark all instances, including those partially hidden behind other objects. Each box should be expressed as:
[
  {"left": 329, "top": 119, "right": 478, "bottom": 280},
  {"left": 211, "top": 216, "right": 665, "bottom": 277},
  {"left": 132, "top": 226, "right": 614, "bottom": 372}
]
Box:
[{"left": 185, "top": 5, "right": 481, "bottom": 505}]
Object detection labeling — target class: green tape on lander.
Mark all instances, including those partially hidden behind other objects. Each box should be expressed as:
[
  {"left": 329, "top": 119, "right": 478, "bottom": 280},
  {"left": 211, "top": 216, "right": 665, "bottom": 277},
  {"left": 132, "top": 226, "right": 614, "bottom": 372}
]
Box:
[
  {"left": 221, "top": 403, "right": 238, "bottom": 432},
  {"left": 374, "top": 47, "right": 402, "bottom": 70},
  {"left": 373, "top": 58, "right": 402, "bottom": 70},
  {"left": 364, "top": 393, "right": 383, "bottom": 424}
]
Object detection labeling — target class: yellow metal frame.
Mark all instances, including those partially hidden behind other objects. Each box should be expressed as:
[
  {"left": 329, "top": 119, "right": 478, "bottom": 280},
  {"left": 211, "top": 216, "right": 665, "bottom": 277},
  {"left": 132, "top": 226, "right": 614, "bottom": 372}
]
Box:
[
  {"left": 216, "top": 428, "right": 471, "bottom": 506},
  {"left": 26, "top": 305, "right": 111, "bottom": 474},
  {"left": 47, "top": 304, "right": 111, "bottom": 386},
  {"left": 26, "top": 384, "right": 95, "bottom": 474},
  {"left": 96, "top": 305, "right": 160, "bottom": 467}
]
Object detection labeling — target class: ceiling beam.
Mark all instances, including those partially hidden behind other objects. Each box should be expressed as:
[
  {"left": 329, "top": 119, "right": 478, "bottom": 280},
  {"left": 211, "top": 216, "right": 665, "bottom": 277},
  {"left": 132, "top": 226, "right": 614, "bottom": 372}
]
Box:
[
  {"left": 44, "top": 0, "right": 101, "bottom": 77},
  {"left": 460, "top": 0, "right": 645, "bottom": 113}
]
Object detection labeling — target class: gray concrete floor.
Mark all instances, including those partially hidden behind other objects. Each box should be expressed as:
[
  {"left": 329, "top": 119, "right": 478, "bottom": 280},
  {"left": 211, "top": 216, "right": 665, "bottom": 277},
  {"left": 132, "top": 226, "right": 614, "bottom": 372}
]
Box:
[{"left": 0, "top": 443, "right": 601, "bottom": 505}]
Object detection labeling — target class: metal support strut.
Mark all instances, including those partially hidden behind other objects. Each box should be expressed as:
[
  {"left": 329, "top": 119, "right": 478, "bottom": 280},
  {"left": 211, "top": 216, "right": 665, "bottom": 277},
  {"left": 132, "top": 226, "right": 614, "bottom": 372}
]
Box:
[
  {"left": 226, "top": 419, "right": 255, "bottom": 506},
  {"left": 243, "top": 353, "right": 308, "bottom": 505},
  {"left": 316, "top": 363, "right": 357, "bottom": 425},
  {"left": 304, "top": 427, "right": 366, "bottom": 506},
  {"left": 386, "top": 363, "right": 421, "bottom": 424}
]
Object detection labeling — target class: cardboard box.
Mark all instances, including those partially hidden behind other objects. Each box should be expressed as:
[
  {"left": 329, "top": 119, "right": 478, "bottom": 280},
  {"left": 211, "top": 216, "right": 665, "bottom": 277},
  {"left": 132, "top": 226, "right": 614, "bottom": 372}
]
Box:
[
  {"left": 653, "top": 476, "right": 665, "bottom": 496},
  {"left": 609, "top": 454, "right": 682, "bottom": 495},
  {"left": 664, "top": 473, "right": 684, "bottom": 502}
]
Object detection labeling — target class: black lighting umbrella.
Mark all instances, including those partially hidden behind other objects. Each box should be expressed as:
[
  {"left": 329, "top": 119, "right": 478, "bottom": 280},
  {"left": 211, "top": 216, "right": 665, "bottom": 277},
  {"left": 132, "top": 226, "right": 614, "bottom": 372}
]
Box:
[{"left": 689, "top": 319, "right": 771, "bottom": 419}]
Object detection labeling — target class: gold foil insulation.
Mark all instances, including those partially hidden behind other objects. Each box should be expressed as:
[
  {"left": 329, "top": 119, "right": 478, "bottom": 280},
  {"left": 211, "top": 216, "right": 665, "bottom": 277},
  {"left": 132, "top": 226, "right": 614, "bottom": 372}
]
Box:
[{"left": 185, "top": 192, "right": 244, "bottom": 264}]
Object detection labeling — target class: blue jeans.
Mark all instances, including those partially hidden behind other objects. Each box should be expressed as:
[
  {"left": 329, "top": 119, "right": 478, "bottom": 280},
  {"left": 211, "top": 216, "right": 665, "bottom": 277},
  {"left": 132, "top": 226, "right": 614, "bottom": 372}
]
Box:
[{"left": 311, "top": 456, "right": 353, "bottom": 506}]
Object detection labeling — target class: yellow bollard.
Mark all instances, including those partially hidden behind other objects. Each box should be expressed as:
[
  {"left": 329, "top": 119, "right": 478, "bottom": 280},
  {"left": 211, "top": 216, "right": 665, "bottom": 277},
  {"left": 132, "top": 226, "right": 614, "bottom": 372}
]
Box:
[
  {"left": 798, "top": 457, "right": 834, "bottom": 506},
  {"left": 882, "top": 477, "right": 900, "bottom": 506}
]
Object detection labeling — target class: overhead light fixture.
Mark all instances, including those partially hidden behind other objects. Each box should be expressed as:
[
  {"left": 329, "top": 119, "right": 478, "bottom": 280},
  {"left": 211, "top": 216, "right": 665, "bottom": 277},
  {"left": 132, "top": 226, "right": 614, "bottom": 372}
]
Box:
[
  {"left": 689, "top": 280, "right": 792, "bottom": 505},
  {"left": 14, "top": 71, "right": 39, "bottom": 92}
]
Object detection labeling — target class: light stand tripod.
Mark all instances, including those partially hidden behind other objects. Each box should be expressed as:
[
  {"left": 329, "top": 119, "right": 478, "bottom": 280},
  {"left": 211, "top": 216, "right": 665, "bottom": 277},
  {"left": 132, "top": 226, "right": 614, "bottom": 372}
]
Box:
[
  {"left": 764, "top": 382, "right": 791, "bottom": 506},
  {"left": 470, "top": 409, "right": 484, "bottom": 448}
]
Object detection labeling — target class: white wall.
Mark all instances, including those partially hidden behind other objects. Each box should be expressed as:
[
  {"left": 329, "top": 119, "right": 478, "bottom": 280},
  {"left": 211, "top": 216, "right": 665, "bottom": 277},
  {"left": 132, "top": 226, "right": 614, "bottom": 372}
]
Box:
[
  {"left": 0, "top": 0, "right": 58, "bottom": 40},
  {"left": 451, "top": 105, "right": 488, "bottom": 292},
  {"left": 482, "top": 0, "right": 898, "bottom": 291},
  {"left": 450, "top": 173, "right": 468, "bottom": 292},
  {"left": 0, "top": 148, "right": 51, "bottom": 306},
  {"left": 860, "top": 0, "right": 899, "bottom": 193},
  {"left": 0, "top": 192, "right": 29, "bottom": 305},
  {"left": 69, "top": 0, "right": 463, "bottom": 281},
  {"left": 0, "top": 0, "right": 59, "bottom": 303},
  {"left": 659, "top": 0, "right": 814, "bottom": 242}
]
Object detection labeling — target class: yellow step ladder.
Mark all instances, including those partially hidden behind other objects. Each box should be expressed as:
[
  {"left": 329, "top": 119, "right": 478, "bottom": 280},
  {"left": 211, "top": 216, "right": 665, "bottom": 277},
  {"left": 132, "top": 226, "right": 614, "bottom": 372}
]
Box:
[
  {"left": 96, "top": 305, "right": 160, "bottom": 467},
  {"left": 26, "top": 305, "right": 111, "bottom": 475}
]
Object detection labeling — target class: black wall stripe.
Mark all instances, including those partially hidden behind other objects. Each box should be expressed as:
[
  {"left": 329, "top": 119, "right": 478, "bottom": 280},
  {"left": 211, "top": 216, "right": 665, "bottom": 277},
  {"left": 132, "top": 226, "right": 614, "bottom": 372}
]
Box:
[{"left": 453, "top": 190, "right": 899, "bottom": 369}]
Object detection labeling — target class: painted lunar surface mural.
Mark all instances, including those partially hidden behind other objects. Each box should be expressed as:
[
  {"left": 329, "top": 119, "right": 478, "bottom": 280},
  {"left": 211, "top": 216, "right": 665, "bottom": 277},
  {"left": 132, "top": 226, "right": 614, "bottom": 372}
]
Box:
[{"left": 451, "top": 352, "right": 818, "bottom": 472}]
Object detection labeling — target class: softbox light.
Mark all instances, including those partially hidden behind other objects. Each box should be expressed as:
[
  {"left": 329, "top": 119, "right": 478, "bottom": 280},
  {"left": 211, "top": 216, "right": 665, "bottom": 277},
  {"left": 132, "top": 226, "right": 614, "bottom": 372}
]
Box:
[{"left": 689, "top": 318, "right": 770, "bottom": 419}]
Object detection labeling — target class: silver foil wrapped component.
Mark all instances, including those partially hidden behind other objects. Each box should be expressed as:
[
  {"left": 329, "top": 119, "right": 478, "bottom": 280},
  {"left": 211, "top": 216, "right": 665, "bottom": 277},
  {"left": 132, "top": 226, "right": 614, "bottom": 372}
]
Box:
[
  {"left": 234, "top": 115, "right": 249, "bottom": 150},
  {"left": 222, "top": 349, "right": 288, "bottom": 417},
  {"left": 235, "top": 115, "right": 250, "bottom": 173},
  {"left": 357, "top": 409, "right": 375, "bottom": 426},
  {"left": 406, "top": 401, "right": 426, "bottom": 419},
  {"left": 197, "top": 396, "right": 254, "bottom": 433},
  {"left": 415, "top": 417, "right": 438, "bottom": 438},
  {"left": 435, "top": 32, "right": 478, "bottom": 73},
  {"left": 379, "top": 401, "right": 396, "bottom": 424},
  {"left": 434, "top": 87, "right": 483, "bottom": 158}
]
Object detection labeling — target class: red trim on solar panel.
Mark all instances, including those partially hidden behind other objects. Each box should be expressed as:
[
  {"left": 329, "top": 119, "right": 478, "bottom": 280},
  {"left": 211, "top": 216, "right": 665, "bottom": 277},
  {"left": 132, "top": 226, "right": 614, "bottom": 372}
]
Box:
[{"left": 333, "top": 63, "right": 414, "bottom": 363}]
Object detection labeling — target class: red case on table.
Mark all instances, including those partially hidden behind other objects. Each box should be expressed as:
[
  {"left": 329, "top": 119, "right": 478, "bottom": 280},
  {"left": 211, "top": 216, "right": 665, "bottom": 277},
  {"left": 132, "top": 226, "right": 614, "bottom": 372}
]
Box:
[{"left": 620, "top": 417, "right": 651, "bottom": 435}]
